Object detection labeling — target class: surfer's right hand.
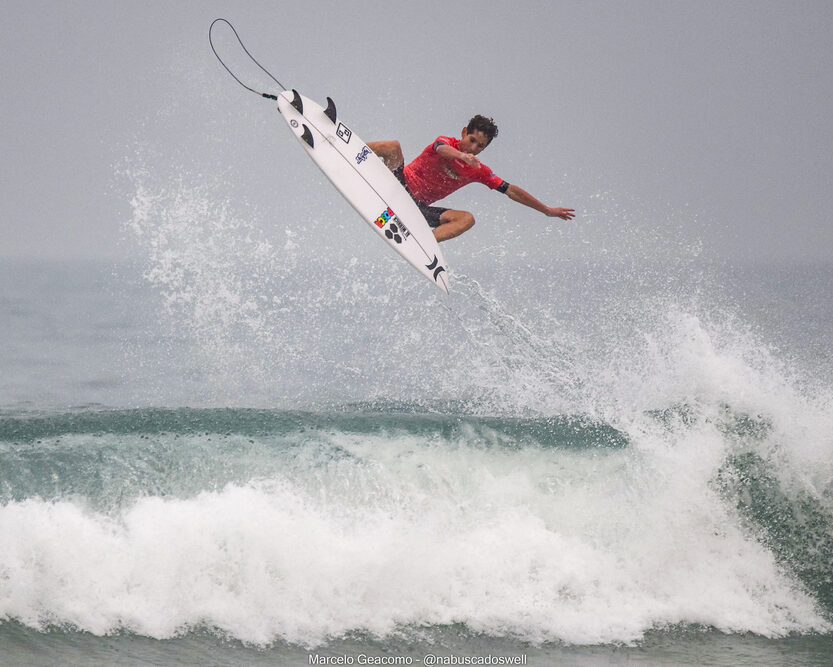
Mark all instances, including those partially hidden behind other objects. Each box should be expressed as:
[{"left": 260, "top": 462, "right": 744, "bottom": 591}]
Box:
[{"left": 458, "top": 153, "right": 481, "bottom": 167}]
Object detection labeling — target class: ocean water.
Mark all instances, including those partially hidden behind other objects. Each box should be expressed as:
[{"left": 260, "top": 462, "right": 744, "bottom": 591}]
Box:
[{"left": 2, "top": 208, "right": 833, "bottom": 663}]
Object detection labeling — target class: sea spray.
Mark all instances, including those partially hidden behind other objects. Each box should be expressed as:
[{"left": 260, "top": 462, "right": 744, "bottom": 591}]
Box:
[{"left": 92, "top": 156, "right": 833, "bottom": 647}]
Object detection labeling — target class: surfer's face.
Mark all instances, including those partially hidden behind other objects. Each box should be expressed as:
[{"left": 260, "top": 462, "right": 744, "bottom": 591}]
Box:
[{"left": 459, "top": 129, "right": 490, "bottom": 155}]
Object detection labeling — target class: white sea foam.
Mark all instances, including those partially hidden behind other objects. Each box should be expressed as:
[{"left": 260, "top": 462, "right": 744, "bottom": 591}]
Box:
[{"left": 0, "top": 423, "right": 829, "bottom": 647}]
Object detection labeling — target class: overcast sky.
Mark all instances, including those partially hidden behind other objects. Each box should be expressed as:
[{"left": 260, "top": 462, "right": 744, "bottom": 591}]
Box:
[{"left": 2, "top": 0, "right": 832, "bottom": 264}]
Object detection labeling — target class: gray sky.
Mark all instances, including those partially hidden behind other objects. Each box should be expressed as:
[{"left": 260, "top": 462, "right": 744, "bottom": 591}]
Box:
[{"left": 2, "top": 0, "right": 832, "bottom": 264}]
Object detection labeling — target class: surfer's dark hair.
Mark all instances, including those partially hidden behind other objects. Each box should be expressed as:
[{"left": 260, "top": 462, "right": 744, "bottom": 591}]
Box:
[{"left": 467, "top": 115, "right": 499, "bottom": 142}]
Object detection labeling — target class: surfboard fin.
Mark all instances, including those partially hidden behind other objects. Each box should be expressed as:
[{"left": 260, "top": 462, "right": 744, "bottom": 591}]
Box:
[
  {"left": 301, "top": 124, "right": 314, "bottom": 148},
  {"left": 324, "top": 97, "right": 337, "bottom": 124},
  {"left": 290, "top": 89, "right": 303, "bottom": 114}
]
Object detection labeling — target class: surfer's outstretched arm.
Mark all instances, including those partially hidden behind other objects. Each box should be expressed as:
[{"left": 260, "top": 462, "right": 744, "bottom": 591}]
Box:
[
  {"left": 505, "top": 184, "right": 575, "bottom": 220},
  {"left": 367, "top": 141, "right": 404, "bottom": 171}
]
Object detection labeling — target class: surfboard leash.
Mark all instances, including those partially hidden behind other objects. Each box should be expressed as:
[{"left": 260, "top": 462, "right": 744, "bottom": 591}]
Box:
[{"left": 209, "top": 18, "right": 286, "bottom": 100}]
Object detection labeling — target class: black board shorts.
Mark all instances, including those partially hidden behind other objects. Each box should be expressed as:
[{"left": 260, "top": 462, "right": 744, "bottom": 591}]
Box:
[{"left": 393, "top": 166, "right": 449, "bottom": 229}]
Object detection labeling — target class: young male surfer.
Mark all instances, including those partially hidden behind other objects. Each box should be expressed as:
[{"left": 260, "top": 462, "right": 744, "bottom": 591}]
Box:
[{"left": 368, "top": 115, "right": 575, "bottom": 242}]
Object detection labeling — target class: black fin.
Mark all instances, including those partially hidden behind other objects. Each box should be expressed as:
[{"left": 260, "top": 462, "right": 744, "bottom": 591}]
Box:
[
  {"left": 324, "top": 97, "right": 337, "bottom": 124},
  {"left": 301, "top": 124, "right": 314, "bottom": 148},
  {"left": 291, "top": 89, "right": 303, "bottom": 114},
  {"left": 426, "top": 256, "right": 439, "bottom": 270}
]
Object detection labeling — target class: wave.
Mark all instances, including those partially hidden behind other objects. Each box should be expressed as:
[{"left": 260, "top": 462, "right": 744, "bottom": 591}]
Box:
[
  {"left": 0, "top": 408, "right": 626, "bottom": 508},
  {"left": 2, "top": 160, "right": 830, "bottom": 647},
  {"left": 1, "top": 405, "right": 831, "bottom": 647}
]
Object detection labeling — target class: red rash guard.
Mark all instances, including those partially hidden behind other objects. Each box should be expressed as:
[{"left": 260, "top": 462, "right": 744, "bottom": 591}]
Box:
[{"left": 403, "top": 136, "right": 508, "bottom": 205}]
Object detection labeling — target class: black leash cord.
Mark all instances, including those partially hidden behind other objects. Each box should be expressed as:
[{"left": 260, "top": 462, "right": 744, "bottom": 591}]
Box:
[{"left": 209, "top": 18, "right": 286, "bottom": 100}]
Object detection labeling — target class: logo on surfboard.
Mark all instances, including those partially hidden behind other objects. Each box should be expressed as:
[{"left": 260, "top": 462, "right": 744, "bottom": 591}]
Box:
[
  {"left": 374, "top": 207, "right": 395, "bottom": 228},
  {"left": 375, "top": 207, "right": 410, "bottom": 244},
  {"left": 336, "top": 123, "right": 352, "bottom": 143},
  {"left": 355, "top": 146, "right": 371, "bottom": 164},
  {"left": 426, "top": 255, "right": 446, "bottom": 282},
  {"left": 385, "top": 222, "right": 410, "bottom": 244}
]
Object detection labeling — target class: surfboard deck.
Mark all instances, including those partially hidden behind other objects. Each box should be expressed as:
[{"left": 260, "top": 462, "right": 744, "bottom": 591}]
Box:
[{"left": 276, "top": 90, "right": 449, "bottom": 293}]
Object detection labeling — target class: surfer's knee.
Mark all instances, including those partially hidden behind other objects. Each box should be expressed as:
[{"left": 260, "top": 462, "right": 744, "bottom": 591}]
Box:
[
  {"left": 387, "top": 141, "right": 404, "bottom": 169},
  {"left": 368, "top": 140, "right": 404, "bottom": 170},
  {"left": 441, "top": 210, "right": 474, "bottom": 230},
  {"left": 434, "top": 210, "right": 475, "bottom": 242}
]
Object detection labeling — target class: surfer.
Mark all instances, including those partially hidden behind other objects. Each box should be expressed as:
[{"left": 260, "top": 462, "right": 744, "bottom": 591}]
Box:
[{"left": 369, "top": 115, "right": 575, "bottom": 242}]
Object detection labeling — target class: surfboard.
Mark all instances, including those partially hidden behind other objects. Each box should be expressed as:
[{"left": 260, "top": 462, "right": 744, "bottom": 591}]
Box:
[{"left": 276, "top": 90, "right": 449, "bottom": 293}]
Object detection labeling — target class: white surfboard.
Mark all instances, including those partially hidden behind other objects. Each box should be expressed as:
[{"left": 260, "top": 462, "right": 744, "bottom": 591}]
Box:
[{"left": 276, "top": 90, "right": 449, "bottom": 293}]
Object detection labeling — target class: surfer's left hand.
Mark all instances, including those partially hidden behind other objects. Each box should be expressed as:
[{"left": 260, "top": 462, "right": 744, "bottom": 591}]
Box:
[{"left": 546, "top": 207, "right": 575, "bottom": 220}]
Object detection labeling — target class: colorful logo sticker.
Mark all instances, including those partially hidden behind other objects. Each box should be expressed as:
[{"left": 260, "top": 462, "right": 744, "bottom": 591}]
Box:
[{"left": 375, "top": 207, "right": 395, "bottom": 228}]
